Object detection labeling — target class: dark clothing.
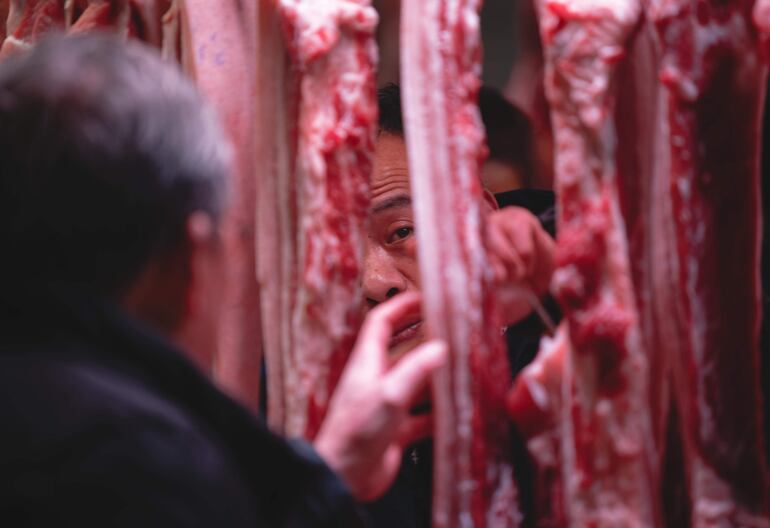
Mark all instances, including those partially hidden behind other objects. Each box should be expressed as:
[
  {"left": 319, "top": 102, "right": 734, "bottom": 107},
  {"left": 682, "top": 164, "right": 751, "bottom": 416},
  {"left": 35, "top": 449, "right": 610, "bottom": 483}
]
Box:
[
  {"left": 363, "top": 189, "right": 558, "bottom": 528},
  {"left": 495, "top": 189, "right": 557, "bottom": 238},
  {"left": 0, "top": 285, "right": 364, "bottom": 527}
]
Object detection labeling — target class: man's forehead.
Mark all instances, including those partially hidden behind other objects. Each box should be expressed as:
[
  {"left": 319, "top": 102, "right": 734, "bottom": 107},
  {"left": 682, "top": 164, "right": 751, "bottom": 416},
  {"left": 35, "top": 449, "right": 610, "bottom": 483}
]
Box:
[
  {"left": 371, "top": 133, "right": 413, "bottom": 204},
  {"left": 371, "top": 194, "right": 412, "bottom": 214}
]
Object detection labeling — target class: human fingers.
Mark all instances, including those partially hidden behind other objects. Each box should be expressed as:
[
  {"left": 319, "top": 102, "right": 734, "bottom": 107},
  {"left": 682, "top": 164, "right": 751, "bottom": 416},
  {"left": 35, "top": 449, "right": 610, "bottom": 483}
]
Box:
[
  {"left": 349, "top": 292, "right": 422, "bottom": 368},
  {"left": 487, "top": 220, "right": 525, "bottom": 281},
  {"left": 531, "top": 226, "right": 556, "bottom": 294},
  {"left": 398, "top": 414, "right": 433, "bottom": 446},
  {"left": 501, "top": 216, "right": 536, "bottom": 279},
  {"left": 383, "top": 340, "right": 446, "bottom": 409}
]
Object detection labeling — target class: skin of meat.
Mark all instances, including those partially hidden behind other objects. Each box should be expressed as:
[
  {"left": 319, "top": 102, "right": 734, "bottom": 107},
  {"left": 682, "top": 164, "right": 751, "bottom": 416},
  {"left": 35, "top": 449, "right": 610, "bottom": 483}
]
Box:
[
  {"left": 524, "top": 0, "right": 770, "bottom": 525},
  {"left": 0, "top": 0, "right": 65, "bottom": 58},
  {"left": 0, "top": 0, "right": 9, "bottom": 41},
  {"left": 535, "top": 0, "right": 660, "bottom": 525},
  {"left": 179, "top": 0, "right": 263, "bottom": 412},
  {"left": 400, "top": 0, "right": 520, "bottom": 526},
  {"left": 507, "top": 330, "right": 568, "bottom": 528},
  {"left": 259, "top": 0, "right": 378, "bottom": 438},
  {"left": 646, "top": 0, "right": 770, "bottom": 524},
  {"left": 68, "top": 0, "right": 129, "bottom": 34}
]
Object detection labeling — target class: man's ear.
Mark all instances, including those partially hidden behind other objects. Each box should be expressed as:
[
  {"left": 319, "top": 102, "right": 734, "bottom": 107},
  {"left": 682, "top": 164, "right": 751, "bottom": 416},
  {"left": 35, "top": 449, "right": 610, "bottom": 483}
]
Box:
[
  {"left": 181, "top": 212, "right": 217, "bottom": 319},
  {"left": 482, "top": 188, "right": 500, "bottom": 212},
  {"left": 173, "top": 211, "right": 221, "bottom": 371}
]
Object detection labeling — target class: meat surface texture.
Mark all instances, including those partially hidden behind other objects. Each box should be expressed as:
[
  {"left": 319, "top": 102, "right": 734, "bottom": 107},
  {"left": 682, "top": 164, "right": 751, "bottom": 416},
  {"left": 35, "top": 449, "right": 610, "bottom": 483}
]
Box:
[
  {"left": 512, "top": 0, "right": 770, "bottom": 525},
  {"left": 647, "top": 0, "right": 770, "bottom": 524},
  {"left": 537, "top": 0, "right": 659, "bottom": 525},
  {"left": 179, "top": 0, "right": 263, "bottom": 411},
  {"left": 0, "top": 1, "right": 10, "bottom": 41},
  {"left": 257, "top": 0, "right": 377, "bottom": 438},
  {"left": 400, "top": 1, "right": 519, "bottom": 526},
  {"left": 1, "top": 1, "right": 65, "bottom": 57}
]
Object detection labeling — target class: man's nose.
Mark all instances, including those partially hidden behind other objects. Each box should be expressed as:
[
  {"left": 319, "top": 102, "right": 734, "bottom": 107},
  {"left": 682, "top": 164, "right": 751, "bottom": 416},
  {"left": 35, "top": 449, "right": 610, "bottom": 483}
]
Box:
[{"left": 363, "top": 244, "right": 408, "bottom": 308}]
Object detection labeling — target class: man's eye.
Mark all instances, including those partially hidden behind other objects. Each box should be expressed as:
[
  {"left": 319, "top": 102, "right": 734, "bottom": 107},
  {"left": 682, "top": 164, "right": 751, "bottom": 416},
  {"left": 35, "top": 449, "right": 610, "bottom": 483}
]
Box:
[{"left": 388, "top": 226, "right": 414, "bottom": 243}]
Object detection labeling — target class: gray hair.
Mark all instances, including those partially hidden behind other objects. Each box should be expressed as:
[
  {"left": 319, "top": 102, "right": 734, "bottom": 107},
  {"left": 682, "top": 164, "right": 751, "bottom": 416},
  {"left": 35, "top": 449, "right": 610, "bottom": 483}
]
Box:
[{"left": 0, "top": 32, "right": 230, "bottom": 295}]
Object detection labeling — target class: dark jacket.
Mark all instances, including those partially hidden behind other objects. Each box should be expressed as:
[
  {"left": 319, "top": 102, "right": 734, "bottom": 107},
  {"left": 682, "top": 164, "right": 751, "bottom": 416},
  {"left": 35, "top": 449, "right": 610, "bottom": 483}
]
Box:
[{"left": 0, "top": 285, "right": 364, "bottom": 527}]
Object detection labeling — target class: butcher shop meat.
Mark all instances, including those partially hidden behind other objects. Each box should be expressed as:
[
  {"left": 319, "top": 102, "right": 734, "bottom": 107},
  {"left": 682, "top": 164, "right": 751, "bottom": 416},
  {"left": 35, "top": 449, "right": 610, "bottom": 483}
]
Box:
[
  {"left": 400, "top": 0, "right": 519, "bottom": 526},
  {"left": 511, "top": 0, "right": 770, "bottom": 525},
  {"left": 617, "top": 0, "right": 770, "bottom": 524},
  {"left": 179, "top": 0, "right": 262, "bottom": 411},
  {"left": 257, "top": 0, "right": 377, "bottom": 438},
  {"left": 536, "top": 0, "right": 659, "bottom": 525},
  {"left": 646, "top": 0, "right": 770, "bottom": 524},
  {"left": 0, "top": 1, "right": 9, "bottom": 42},
  {"left": 0, "top": 1, "right": 65, "bottom": 58}
]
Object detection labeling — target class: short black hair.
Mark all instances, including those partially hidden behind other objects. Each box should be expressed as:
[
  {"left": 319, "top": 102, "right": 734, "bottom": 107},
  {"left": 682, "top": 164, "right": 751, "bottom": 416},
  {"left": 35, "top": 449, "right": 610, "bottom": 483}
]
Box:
[
  {"left": 0, "top": 34, "right": 229, "bottom": 296},
  {"left": 377, "top": 83, "right": 535, "bottom": 186},
  {"left": 377, "top": 82, "right": 404, "bottom": 136}
]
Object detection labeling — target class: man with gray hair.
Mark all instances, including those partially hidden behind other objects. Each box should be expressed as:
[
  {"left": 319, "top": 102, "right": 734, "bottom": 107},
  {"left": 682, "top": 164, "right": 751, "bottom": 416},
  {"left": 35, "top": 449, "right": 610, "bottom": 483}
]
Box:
[{"left": 0, "top": 34, "right": 444, "bottom": 526}]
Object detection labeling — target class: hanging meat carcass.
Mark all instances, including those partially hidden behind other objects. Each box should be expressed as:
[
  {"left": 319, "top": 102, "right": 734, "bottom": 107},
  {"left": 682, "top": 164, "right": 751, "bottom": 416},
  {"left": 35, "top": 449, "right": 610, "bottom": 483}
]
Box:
[
  {"left": 0, "top": 1, "right": 174, "bottom": 56},
  {"left": 1, "top": 1, "right": 65, "bottom": 58},
  {"left": 0, "top": 1, "right": 9, "bottom": 42},
  {"left": 511, "top": 0, "right": 770, "bottom": 525},
  {"left": 256, "top": 0, "right": 377, "bottom": 438},
  {"left": 180, "top": 0, "right": 262, "bottom": 411},
  {"left": 645, "top": 0, "right": 770, "bottom": 524},
  {"left": 534, "top": 0, "right": 659, "bottom": 525},
  {"left": 400, "top": 0, "right": 520, "bottom": 526}
]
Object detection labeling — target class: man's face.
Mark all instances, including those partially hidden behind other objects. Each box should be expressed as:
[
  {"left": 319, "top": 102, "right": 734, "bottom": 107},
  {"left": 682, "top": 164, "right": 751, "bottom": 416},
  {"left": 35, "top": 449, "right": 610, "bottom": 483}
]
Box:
[{"left": 364, "top": 133, "right": 423, "bottom": 359}]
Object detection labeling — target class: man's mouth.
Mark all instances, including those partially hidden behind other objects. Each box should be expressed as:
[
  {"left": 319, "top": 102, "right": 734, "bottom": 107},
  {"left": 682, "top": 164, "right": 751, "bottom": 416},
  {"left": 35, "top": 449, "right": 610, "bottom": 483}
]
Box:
[{"left": 390, "top": 319, "right": 423, "bottom": 347}]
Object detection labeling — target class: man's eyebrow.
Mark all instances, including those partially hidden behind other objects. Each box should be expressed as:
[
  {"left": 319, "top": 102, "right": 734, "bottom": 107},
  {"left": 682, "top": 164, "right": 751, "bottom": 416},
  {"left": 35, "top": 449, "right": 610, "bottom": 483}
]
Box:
[{"left": 371, "top": 195, "right": 412, "bottom": 214}]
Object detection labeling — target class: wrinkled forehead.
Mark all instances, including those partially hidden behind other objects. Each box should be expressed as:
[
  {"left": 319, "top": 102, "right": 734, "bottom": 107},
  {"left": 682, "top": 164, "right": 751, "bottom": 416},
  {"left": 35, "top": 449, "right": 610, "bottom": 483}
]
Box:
[{"left": 371, "top": 132, "right": 412, "bottom": 202}]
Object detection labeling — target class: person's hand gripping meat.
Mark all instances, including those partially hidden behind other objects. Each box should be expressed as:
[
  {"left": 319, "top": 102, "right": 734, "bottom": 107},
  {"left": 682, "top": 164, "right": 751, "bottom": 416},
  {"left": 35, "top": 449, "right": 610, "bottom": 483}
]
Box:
[{"left": 313, "top": 292, "right": 446, "bottom": 501}]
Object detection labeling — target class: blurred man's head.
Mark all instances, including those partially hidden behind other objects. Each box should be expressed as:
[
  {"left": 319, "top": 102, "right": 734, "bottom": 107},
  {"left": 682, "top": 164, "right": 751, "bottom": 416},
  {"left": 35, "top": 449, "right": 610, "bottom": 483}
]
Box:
[
  {"left": 0, "top": 34, "right": 229, "bottom": 363},
  {"left": 367, "top": 84, "right": 519, "bottom": 358}
]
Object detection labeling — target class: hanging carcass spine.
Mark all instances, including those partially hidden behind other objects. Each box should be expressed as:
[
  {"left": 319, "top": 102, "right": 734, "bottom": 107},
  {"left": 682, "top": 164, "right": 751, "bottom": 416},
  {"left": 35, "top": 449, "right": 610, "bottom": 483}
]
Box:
[
  {"left": 400, "top": 0, "right": 519, "bottom": 526},
  {"left": 257, "top": 0, "right": 377, "bottom": 438}
]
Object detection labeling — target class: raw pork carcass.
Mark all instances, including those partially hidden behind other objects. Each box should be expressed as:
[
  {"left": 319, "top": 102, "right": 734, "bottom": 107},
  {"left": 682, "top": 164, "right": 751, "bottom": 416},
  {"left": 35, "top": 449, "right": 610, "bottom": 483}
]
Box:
[
  {"left": 65, "top": 0, "right": 169, "bottom": 46},
  {"left": 256, "top": 0, "right": 377, "bottom": 438},
  {"left": 617, "top": 0, "right": 770, "bottom": 525},
  {"left": 180, "top": 0, "right": 262, "bottom": 411},
  {"left": 644, "top": 0, "right": 770, "bottom": 524},
  {"left": 1, "top": 1, "right": 65, "bottom": 57},
  {"left": 0, "top": 1, "right": 10, "bottom": 41},
  {"left": 535, "top": 0, "right": 659, "bottom": 525},
  {"left": 512, "top": 0, "right": 770, "bottom": 525},
  {"left": 400, "top": 0, "right": 519, "bottom": 526},
  {"left": 0, "top": 1, "right": 170, "bottom": 56},
  {"left": 67, "top": 0, "right": 129, "bottom": 34}
]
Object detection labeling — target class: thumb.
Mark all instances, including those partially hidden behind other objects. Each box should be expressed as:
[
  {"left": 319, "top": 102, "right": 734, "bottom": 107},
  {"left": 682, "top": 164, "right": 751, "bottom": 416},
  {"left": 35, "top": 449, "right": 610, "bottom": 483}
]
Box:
[{"left": 384, "top": 339, "right": 447, "bottom": 409}]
